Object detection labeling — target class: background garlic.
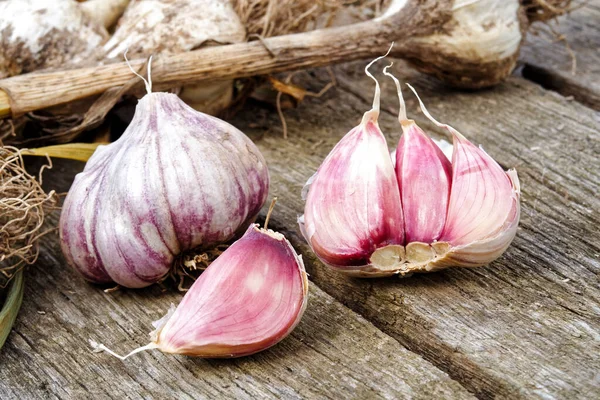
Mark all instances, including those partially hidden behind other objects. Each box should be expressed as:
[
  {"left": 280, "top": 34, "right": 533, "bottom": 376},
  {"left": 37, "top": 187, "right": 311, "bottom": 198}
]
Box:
[
  {"left": 300, "top": 55, "right": 520, "bottom": 277},
  {"left": 60, "top": 90, "right": 269, "bottom": 288},
  {"left": 101, "top": 0, "right": 246, "bottom": 115},
  {"left": 0, "top": 0, "right": 129, "bottom": 79}
]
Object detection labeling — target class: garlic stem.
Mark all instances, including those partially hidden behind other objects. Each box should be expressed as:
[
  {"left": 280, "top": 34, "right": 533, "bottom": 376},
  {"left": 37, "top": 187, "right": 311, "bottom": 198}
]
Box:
[
  {"left": 264, "top": 197, "right": 278, "bottom": 231},
  {"left": 90, "top": 340, "right": 159, "bottom": 361},
  {"left": 124, "top": 50, "right": 153, "bottom": 95},
  {"left": 405, "top": 83, "right": 466, "bottom": 141},
  {"left": 361, "top": 42, "right": 394, "bottom": 123},
  {"left": 382, "top": 64, "right": 407, "bottom": 122}
]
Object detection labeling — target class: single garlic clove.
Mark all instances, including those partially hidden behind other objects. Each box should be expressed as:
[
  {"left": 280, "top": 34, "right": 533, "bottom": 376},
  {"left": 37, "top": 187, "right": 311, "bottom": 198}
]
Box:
[
  {"left": 60, "top": 92, "right": 269, "bottom": 288},
  {"left": 92, "top": 224, "right": 308, "bottom": 359},
  {"left": 396, "top": 121, "right": 452, "bottom": 243},
  {"left": 299, "top": 47, "right": 404, "bottom": 271},
  {"left": 301, "top": 116, "right": 405, "bottom": 268},
  {"left": 440, "top": 131, "right": 518, "bottom": 246},
  {"left": 156, "top": 224, "right": 308, "bottom": 357}
]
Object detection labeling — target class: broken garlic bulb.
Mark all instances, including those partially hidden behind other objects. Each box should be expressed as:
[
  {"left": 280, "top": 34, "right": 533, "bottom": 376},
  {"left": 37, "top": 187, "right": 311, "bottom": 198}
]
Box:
[
  {"left": 92, "top": 224, "right": 309, "bottom": 359},
  {"left": 299, "top": 56, "right": 520, "bottom": 277}
]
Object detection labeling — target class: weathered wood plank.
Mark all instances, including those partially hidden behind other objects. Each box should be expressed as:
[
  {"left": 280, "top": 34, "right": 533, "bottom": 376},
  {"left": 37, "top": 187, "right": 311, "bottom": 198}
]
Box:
[
  {"left": 231, "top": 63, "right": 600, "bottom": 399},
  {"left": 0, "top": 161, "right": 473, "bottom": 399},
  {"left": 520, "top": 0, "right": 600, "bottom": 110}
]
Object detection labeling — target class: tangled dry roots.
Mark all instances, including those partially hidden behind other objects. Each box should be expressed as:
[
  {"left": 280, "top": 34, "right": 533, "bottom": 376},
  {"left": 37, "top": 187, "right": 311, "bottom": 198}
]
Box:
[
  {"left": 0, "top": 146, "right": 58, "bottom": 288},
  {"left": 232, "top": 0, "right": 345, "bottom": 37}
]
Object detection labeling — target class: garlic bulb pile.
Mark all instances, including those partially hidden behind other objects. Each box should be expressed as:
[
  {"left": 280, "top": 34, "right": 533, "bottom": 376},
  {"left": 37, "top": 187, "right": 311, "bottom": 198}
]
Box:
[
  {"left": 60, "top": 87, "right": 269, "bottom": 288},
  {"left": 299, "top": 53, "right": 520, "bottom": 277},
  {"left": 102, "top": 0, "right": 246, "bottom": 115},
  {"left": 92, "top": 223, "right": 308, "bottom": 359}
]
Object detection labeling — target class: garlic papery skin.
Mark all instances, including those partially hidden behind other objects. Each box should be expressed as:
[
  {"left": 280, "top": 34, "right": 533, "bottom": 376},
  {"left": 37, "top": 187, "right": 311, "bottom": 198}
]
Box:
[
  {"left": 299, "top": 49, "right": 405, "bottom": 272},
  {"left": 92, "top": 224, "right": 308, "bottom": 359},
  {"left": 0, "top": 0, "right": 109, "bottom": 78},
  {"left": 300, "top": 66, "right": 520, "bottom": 278},
  {"left": 59, "top": 92, "right": 269, "bottom": 288}
]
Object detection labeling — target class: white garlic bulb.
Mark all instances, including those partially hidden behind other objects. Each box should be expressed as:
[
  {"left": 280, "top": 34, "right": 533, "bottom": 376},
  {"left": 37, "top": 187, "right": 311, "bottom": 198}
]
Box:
[{"left": 60, "top": 91, "right": 269, "bottom": 288}]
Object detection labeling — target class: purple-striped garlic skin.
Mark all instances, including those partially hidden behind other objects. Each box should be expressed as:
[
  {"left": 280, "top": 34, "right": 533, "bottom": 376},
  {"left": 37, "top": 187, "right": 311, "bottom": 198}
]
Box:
[
  {"left": 59, "top": 92, "right": 269, "bottom": 288},
  {"left": 153, "top": 224, "right": 308, "bottom": 357}
]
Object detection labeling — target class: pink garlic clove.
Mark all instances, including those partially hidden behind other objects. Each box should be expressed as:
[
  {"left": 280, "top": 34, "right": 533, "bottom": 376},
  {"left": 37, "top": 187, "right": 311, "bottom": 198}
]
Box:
[
  {"left": 440, "top": 131, "right": 517, "bottom": 246},
  {"left": 92, "top": 224, "right": 308, "bottom": 359},
  {"left": 396, "top": 121, "right": 452, "bottom": 243},
  {"left": 300, "top": 48, "right": 405, "bottom": 270},
  {"left": 301, "top": 119, "right": 405, "bottom": 267}
]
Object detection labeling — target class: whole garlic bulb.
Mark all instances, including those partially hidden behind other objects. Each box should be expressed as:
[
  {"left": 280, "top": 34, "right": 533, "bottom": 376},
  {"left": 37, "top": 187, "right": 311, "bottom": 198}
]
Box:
[
  {"left": 102, "top": 0, "right": 246, "bottom": 115},
  {"left": 60, "top": 92, "right": 269, "bottom": 288},
  {"left": 299, "top": 55, "right": 520, "bottom": 277},
  {"left": 0, "top": 0, "right": 112, "bottom": 79}
]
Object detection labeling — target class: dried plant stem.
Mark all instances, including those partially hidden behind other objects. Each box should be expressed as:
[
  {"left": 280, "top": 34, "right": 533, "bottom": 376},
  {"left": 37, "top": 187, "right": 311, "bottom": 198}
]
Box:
[
  {"left": 0, "top": 0, "right": 445, "bottom": 118},
  {"left": 0, "top": 146, "right": 58, "bottom": 288}
]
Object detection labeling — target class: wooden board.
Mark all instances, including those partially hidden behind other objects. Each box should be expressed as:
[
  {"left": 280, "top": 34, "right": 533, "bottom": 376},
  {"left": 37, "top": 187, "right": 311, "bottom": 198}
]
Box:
[
  {"left": 1, "top": 5, "right": 599, "bottom": 399},
  {"left": 520, "top": 0, "right": 600, "bottom": 110}
]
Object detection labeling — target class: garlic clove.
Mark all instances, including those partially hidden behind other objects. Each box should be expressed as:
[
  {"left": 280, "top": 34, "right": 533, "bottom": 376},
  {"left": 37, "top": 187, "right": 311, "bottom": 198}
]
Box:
[
  {"left": 92, "top": 224, "right": 308, "bottom": 359},
  {"left": 396, "top": 121, "right": 452, "bottom": 243},
  {"left": 440, "top": 131, "right": 518, "bottom": 246},
  {"left": 301, "top": 118, "right": 405, "bottom": 268},
  {"left": 300, "top": 46, "right": 404, "bottom": 270}
]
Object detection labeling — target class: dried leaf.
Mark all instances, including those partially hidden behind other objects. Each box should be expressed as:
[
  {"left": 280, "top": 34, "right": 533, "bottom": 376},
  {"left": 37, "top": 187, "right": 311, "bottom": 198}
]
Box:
[
  {"left": 0, "top": 269, "right": 24, "bottom": 350},
  {"left": 24, "top": 143, "right": 105, "bottom": 162},
  {"left": 268, "top": 76, "right": 308, "bottom": 101}
]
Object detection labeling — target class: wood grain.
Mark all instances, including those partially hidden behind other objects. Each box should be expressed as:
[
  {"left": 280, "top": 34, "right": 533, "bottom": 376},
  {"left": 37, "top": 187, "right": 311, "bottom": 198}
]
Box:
[
  {"left": 520, "top": 0, "right": 600, "bottom": 110},
  {"left": 228, "top": 62, "right": 600, "bottom": 399},
  {"left": 0, "top": 160, "right": 473, "bottom": 399}
]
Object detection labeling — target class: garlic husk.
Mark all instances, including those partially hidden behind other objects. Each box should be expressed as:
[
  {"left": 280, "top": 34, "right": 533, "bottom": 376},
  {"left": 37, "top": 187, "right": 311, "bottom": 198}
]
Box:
[
  {"left": 102, "top": 0, "right": 246, "bottom": 115},
  {"left": 299, "top": 49, "right": 405, "bottom": 271},
  {"left": 92, "top": 224, "right": 308, "bottom": 359},
  {"left": 59, "top": 92, "right": 269, "bottom": 288},
  {"left": 0, "top": 0, "right": 109, "bottom": 78}
]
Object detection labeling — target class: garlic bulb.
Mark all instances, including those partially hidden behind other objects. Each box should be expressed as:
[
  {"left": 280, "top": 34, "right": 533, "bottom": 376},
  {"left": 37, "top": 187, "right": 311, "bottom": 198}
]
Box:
[
  {"left": 0, "top": 0, "right": 114, "bottom": 79},
  {"left": 102, "top": 0, "right": 246, "bottom": 115},
  {"left": 60, "top": 90, "right": 269, "bottom": 288},
  {"left": 383, "top": 0, "right": 525, "bottom": 88},
  {"left": 92, "top": 224, "right": 309, "bottom": 359},
  {"left": 299, "top": 55, "right": 520, "bottom": 277}
]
